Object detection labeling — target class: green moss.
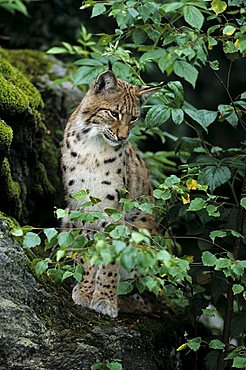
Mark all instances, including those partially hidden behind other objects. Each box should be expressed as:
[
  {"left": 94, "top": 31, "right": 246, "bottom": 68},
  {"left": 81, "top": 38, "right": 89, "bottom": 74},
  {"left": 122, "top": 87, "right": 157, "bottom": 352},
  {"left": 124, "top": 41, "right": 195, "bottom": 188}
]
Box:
[
  {"left": 0, "top": 119, "right": 13, "bottom": 155},
  {"left": 0, "top": 158, "right": 20, "bottom": 200},
  {"left": 0, "top": 211, "right": 18, "bottom": 229},
  {"left": 0, "top": 58, "right": 43, "bottom": 115},
  {"left": 34, "top": 162, "right": 55, "bottom": 196},
  {"left": 0, "top": 48, "right": 53, "bottom": 82},
  {"left": 0, "top": 158, "right": 21, "bottom": 217}
]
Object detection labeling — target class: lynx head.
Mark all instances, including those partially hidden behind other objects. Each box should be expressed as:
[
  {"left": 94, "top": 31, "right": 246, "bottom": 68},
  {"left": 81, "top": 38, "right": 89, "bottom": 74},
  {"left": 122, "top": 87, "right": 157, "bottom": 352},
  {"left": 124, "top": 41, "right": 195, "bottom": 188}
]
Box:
[{"left": 80, "top": 70, "right": 164, "bottom": 146}]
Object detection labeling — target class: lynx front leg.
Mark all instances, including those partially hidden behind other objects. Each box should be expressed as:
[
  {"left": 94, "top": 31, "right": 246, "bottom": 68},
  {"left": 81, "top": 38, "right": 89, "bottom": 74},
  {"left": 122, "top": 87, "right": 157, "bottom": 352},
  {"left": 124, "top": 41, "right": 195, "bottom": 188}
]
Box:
[
  {"left": 90, "top": 263, "right": 120, "bottom": 318},
  {"left": 72, "top": 263, "right": 98, "bottom": 308}
]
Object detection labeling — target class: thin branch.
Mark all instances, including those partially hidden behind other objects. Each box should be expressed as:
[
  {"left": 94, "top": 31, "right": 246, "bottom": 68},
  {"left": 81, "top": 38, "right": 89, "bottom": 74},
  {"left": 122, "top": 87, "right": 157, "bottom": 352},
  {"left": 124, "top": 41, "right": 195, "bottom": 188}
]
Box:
[
  {"left": 226, "top": 61, "right": 232, "bottom": 92},
  {"left": 211, "top": 68, "right": 246, "bottom": 132}
]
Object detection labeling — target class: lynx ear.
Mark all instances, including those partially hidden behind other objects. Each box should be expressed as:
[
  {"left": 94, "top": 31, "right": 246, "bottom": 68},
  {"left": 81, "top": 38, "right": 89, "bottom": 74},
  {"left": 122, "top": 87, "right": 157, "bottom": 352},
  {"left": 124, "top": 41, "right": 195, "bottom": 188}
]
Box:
[
  {"left": 94, "top": 70, "right": 117, "bottom": 93},
  {"left": 137, "top": 82, "right": 166, "bottom": 104}
]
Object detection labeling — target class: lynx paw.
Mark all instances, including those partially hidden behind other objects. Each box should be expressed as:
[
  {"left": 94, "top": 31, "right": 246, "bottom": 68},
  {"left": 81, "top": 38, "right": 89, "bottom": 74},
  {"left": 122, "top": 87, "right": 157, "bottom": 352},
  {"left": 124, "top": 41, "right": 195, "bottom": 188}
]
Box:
[
  {"left": 90, "top": 298, "right": 118, "bottom": 318},
  {"left": 72, "top": 284, "right": 91, "bottom": 308}
]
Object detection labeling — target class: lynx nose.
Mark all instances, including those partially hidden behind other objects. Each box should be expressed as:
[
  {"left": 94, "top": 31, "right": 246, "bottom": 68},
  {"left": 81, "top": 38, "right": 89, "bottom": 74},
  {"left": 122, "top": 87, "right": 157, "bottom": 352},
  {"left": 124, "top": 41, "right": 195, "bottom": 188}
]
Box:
[
  {"left": 117, "top": 134, "right": 127, "bottom": 141},
  {"left": 117, "top": 126, "right": 128, "bottom": 141}
]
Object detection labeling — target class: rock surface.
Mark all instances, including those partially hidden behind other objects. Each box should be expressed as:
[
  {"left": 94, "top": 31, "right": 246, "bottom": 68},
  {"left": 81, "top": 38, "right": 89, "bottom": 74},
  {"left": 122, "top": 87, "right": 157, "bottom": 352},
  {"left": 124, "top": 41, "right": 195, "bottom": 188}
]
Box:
[{"left": 0, "top": 226, "right": 183, "bottom": 370}]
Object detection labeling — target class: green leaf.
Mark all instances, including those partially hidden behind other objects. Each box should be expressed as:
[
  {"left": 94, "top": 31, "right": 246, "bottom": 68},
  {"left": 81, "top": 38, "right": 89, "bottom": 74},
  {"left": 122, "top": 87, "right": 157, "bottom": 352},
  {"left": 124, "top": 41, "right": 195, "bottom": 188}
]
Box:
[
  {"left": 199, "top": 166, "right": 231, "bottom": 192},
  {"left": 74, "top": 265, "right": 83, "bottom": 283},
  {"left": 211, "top": 0, "right": 227, "bottom": 14},
  {"left": 232, "top": 284, "right": 244, "bottom": 295},
  {"left": 106, "top": 361, "right": 123, "bottom": 370},
  {"left": 209, "top": 60, "right": 220, "bottom": 70},
  {"left": 73, "top": 65, "right": 105, "bottom": 85},
  {"left": 91, "top": 3, "right": 106, "bottom": 18},
  {"left": 240, "top": 197, "right": 246, "bottom": 209},
  {"left": 188, "top": 198, "right": 206, "bottom": 212},
  {"left": 238, "top": 34, "right": 246, "bottom": 53},
  {"left": 112, "top": 62, "right": 131, "bottom": 80},
  {"left": 183, "top": 5, "right": 204, "bottom": 30},
  {"left": 57, "top": 249, "right": 67, "bottom": 262},
  {"left": 47, "top": 46, "right": 67, "bottom": 54},
  {"left": 72, "top": 189, "right": 89, "bottom": 200},
  {"left": 62, "top": 270, "right": 74, "bottom": 281},
  {"left": 171, "top": 108, "right": 184, "bottom": 125},
  {"left": 206, "top": 205, "right": 220, "bottom": 217},
  {"left": 209, "top": 339, "right": 225, "bottom": 350},
  {"left": 223, "top": 25, "right": 236, "bottom": 36},
  {"left": 137, "top": 4, "right": 154, "bottom": 22},
  {"left": 47, "top": 268, "right": 63, "bottom": 283},
  {"left": 202, "top": 251, "right": 217, "bottom": 266},
  {"left": 55, "top": 208, "right": 68, "bottom": 219},
  {"left": 10, "top": 227, "right": 23, "bottom": 237},
  {"left": 167, "top": 81, "right": 184, "bottom": 107},
  {"left": 173, "top": 60, "right": 198, "bottom": 88},
  {"left": 117, "top": 281, "right": 134, "bottom": 295},
  {"left": 145, "top": 105, "right": 171, "bottom": 128},
  {"left": 57, "top": 231, "right": 74, "bottom": 248},
  {"left": 132, "top": 29, "right": 147, "bottom": 44},
  {"left": 140, "top": 48, "right": 165, "bottom": 63},
  {"left": 43, "top": 228, "right": 58, "bottom": 242},
  {"left": 153, "top": 189, "right": 171, "bottom": 200},
  {"left": 109, "top": 225, "right": 131, "bottom": 239},
  {"left": 35, "top": 258, "right": 51, "bottom": 277},
  {"left": 187, "top": 337, "right": 201, "bottom": 352},
  {"left": 232, "top": 356, "right": 246, "bottom": 368},
  {"left": 184, "top": 109, "right": 217, "bottom": 131},
  {"left": 210, "top": 230, "right": 227, "bottom": 242},
  {"left": 131, "top": 231, "right": 150, "bottom": 244},
  {"left": 23, "top": 232, "right": 41, "bottom": 249},
  {"left": 164, "top": 175, "right": 180, "bottom": 186},
  {"left": 202, "top": 308, "right": 215, "bottom": 317},
  {"left": 128, "top": 7, "right": 139, "bottom": 18},
  {"left": 161, "top": 2, "right": 183, "bottom": 12}
]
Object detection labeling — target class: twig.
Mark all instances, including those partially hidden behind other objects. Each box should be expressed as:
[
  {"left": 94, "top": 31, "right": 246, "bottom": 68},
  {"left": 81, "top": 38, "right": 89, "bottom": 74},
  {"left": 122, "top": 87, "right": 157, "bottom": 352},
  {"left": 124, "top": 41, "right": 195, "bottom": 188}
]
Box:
[{"left": 211, "top": 68, "right": 246, "bottom": 132}]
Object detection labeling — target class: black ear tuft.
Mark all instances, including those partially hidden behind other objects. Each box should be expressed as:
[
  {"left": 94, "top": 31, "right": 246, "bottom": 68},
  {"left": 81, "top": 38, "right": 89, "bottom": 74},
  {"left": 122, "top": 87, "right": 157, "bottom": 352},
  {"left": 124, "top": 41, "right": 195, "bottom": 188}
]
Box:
[
  {"left": 137, "top": 82, "right": 166, "bottom": 104},
  {"left": 108, "top": 60, "right": 113, "bottom": 71},
  {"left": 94, "top": 70, "right": 117, "bottom": 93}
]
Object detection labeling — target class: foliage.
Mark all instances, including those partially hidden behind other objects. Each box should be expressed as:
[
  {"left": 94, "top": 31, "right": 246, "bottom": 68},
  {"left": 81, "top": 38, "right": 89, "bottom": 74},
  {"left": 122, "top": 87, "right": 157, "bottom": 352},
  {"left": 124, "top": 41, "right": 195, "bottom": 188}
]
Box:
[
  {"left": 0, "top": 0, "right": 32, "bottom": 15},
  {"left": 11, "top": 0, "right": 246, "bottom": 369},
  {"left": 91, "top": 360, "right": 123, "bottom": 370}
]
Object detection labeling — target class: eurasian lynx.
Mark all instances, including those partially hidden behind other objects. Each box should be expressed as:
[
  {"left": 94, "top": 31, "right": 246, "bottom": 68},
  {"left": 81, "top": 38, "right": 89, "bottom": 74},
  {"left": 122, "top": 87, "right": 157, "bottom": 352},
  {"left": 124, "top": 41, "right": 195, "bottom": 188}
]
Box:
[{"left": 61, "top": 70, "right": 162, "bottom": 317}]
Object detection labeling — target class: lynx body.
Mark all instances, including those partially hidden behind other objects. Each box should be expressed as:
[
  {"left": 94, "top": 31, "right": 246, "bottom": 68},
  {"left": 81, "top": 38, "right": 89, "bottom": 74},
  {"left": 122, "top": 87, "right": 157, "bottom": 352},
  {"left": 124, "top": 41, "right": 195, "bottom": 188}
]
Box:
[{"left": 61, "top": 71, "right": 161, "bottom": 317}]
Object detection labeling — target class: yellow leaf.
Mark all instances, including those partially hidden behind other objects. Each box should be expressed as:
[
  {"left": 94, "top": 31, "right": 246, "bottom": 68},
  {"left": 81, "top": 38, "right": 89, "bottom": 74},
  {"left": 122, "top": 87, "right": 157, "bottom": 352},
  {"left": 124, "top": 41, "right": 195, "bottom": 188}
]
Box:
[
  {"left": 234, "top": 39, "right": 239, "bottom": 48},
  {"left": 187, "top": 179, "right": 198, "bottom": 190},
  {"left": 181, "top": 194, "right": 190, "bottom": 204},
  {"left": 177, "top": 343, "right": 188, "bottom": 351},
  {"left": 185, "top": 255, "right": 194, "bottom": 263},
  {"left": 208, "top": 44, "right": 213, "bottom": 50},
  {"left": 211, "top": 0, "right": 227, "bottom": 15}
]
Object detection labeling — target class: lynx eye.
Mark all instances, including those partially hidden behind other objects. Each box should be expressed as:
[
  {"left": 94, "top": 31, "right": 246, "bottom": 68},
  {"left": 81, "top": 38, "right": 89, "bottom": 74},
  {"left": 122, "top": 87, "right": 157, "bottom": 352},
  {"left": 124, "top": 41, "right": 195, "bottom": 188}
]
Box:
[
  {"left": 108, "top": 110, "right": 118, "bottom": 120},
  {"left": 131, "top": 116, "right": 139, "bottom": 124}
]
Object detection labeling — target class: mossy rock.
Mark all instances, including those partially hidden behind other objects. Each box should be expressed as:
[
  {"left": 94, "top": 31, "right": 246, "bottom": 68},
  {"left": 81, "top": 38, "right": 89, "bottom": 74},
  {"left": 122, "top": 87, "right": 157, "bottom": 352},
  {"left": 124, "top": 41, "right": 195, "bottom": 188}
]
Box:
[
  {"left": 0, "top": 48, "right": 53, "bottom": 83},
  {"left": 0, "top": 48, "right": 82, "bottom": 225},
  {"left": 0, "top": 58, "right": 43, "bottom": 116}
]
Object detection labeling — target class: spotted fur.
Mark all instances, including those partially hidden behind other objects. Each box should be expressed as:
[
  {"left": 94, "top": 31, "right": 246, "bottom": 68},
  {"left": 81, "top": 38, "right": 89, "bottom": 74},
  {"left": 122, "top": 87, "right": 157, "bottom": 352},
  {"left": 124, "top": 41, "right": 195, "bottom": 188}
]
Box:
[{"left": 61, "top": 70, "right": 162, "bottom": 318}]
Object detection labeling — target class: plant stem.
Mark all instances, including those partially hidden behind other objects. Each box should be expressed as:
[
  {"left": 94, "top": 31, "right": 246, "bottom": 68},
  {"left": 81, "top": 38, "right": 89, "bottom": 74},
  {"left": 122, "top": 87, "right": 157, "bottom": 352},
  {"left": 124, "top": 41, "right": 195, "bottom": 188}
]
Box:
[{"left": 216, "top": 170, "right": 246, "bottom": 370}]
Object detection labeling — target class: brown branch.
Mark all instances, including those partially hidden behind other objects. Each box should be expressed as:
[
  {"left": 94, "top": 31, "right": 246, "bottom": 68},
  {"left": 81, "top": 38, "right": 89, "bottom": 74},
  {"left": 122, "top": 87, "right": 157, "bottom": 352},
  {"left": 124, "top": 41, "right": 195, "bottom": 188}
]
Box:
[{"left": 216, "top": 170, "right": 246, "bottom": 370}]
